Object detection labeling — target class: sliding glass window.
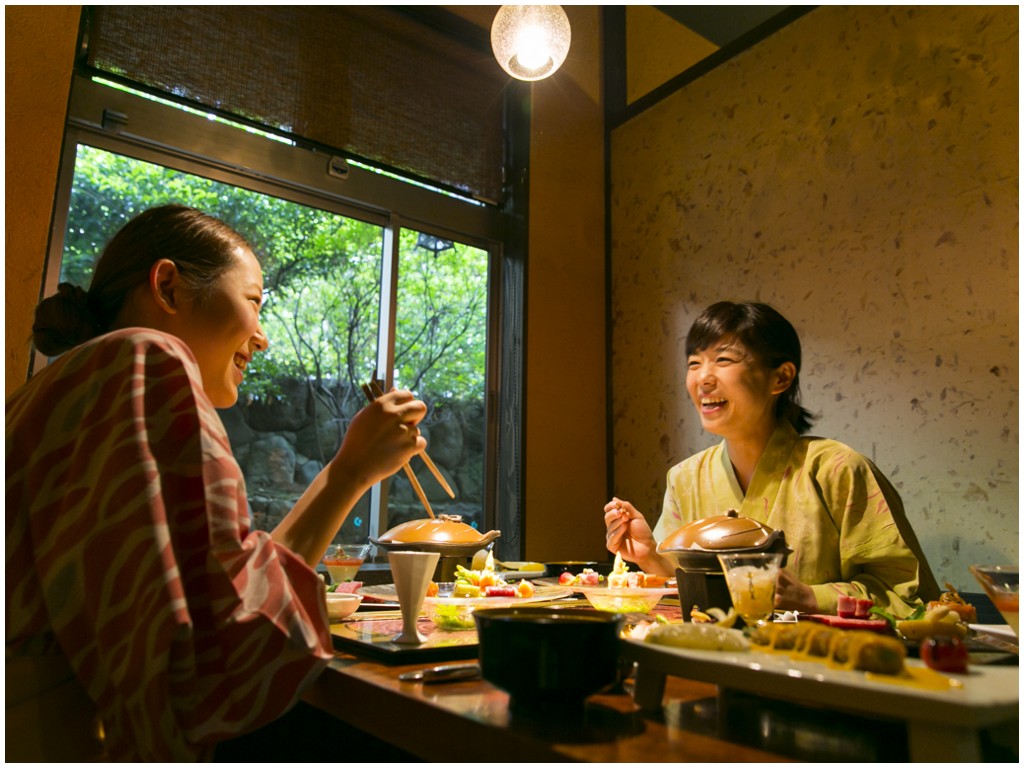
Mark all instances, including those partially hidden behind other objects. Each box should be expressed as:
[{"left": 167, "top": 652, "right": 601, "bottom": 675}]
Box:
[{"left": 46, "top": 76, "right": 503, "bottom": 547}]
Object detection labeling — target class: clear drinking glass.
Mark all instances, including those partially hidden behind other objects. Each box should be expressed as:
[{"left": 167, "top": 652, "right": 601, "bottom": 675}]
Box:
[
  {"left": 969, "top": 564, "right": 1019, "bottom": 636},
  {"left": 717, "top": 552, "right": 783, "bottom": 628}
]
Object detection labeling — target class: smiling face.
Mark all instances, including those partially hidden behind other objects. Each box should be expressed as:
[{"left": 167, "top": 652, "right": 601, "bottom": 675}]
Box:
[
  {"left": 685, "top": 336, "right": 789, "bottom": 441},
  {"left": 177, "top": 246, "right": 268, "bottom": 408}
]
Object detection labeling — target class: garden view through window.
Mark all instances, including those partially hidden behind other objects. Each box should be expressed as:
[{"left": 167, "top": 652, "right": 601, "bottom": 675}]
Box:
[{"left": 60, "top": 145, "right": 490, "bottom": 547}]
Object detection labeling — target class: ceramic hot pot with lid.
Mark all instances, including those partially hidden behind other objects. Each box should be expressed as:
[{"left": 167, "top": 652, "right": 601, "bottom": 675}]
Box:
[
  {"left": 657, "top": 509, "right": 791, "bottom": 574},
  {"left": 371, "top": 514, "right": 501, "bottom": 581},
  {"left": 658, "top": 509, "right": 791, "bottom": 621},
  {"left": 371, "top": 514, "right": 500, "bottom": 556}
]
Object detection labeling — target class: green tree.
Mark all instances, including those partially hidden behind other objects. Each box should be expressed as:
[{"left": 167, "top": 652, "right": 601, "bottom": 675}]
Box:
[{"left": 62, "top": 145, "right": 488, "bottom": 415}]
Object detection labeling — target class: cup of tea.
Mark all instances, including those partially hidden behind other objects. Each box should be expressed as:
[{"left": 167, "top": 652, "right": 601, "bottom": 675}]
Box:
[{"left": 970, "top": 564, "right": 1019, "bottom": 636}]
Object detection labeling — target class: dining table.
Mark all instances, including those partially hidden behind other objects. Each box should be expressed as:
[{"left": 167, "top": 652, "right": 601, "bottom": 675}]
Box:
[{"left": 302, "top": 591, "right": 1018, "bottom": 763}]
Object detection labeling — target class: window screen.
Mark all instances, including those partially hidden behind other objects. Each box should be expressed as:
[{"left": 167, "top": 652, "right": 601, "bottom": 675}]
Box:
[{"left": 85, "top": 5, "right": 508, "bottom": 204}]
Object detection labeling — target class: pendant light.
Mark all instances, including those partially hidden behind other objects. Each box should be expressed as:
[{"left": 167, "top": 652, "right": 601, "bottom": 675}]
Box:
[{"left": 490, "top": 5, "right": 571, "bottom": 82}]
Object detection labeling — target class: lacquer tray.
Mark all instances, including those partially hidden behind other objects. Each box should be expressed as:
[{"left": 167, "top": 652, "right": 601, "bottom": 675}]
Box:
[
  {"left": 622, "top": 636, "right": 1018, "bottom": 761},
  {"left": 333, "top": 587, "right": 576, "bottom": 664},
  {"left": 331, "top": 613, "right": 480, "bottom": 664}
]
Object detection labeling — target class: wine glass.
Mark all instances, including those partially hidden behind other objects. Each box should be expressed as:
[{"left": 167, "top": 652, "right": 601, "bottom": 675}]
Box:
[
  {"left": 969, "top": 564, "right": 1019, "bottom": 636},
  {"left": 717, "top": 552, "right": 783, "bottom": 628},
  {"left": 322, "top": 543, "right": 372, "bottom": 585}
]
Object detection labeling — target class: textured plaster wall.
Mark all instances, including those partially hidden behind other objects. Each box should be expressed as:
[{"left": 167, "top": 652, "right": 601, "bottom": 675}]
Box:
[{"left": 609, "top": 6, "right": 1018, "bottom": 590}]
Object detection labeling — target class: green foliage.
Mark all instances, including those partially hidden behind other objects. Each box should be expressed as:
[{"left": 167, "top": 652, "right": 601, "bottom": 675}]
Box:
[{"left": 61, "top": 145, "right": 488, "bottom": 407}]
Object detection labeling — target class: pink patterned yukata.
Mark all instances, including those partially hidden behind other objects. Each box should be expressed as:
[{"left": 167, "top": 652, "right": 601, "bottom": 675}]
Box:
[{"left": 6, "top": 329, "right": 333, "bottom": 761}]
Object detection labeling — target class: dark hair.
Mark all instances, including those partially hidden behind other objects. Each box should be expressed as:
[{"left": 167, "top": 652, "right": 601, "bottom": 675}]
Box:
[
  {"left": 686, "top": 301, "right": 815, "bottom": 433},
  {"left": 33, "top": 205, "right": 254, "bottom": 356}
]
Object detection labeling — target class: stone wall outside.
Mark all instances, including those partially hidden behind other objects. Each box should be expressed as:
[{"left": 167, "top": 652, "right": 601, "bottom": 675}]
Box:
[{"left": 220, "top": 376, "right": 485, "bottom": 545}]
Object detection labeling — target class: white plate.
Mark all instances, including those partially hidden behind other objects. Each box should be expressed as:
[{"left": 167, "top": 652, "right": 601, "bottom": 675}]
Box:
[
  {"left": 970, "top": 623, "right": 1018, "bottom": 641},
  {"left": 536, "top": 578, "right": 676, "bottom": 597},
  {"left": 623, "top": 636, "right": 1018, "bottom": 727},
  {"left": 359, "top": 582, "right": 571, "bottom": 603},
  {"left": 572, "top": 584, "right": 677, "bottom": 597},
  {"left": 496, "top": 562, "right": 547, "bottom": 579},
  {"left": 423, "top": 589, "right": 574, "bottom": 611}
]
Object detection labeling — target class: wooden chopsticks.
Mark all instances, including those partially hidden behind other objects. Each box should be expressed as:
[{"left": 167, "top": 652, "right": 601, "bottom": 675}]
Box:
[{"left": 360, "top": 379, "right": 456, "bottom": 519}]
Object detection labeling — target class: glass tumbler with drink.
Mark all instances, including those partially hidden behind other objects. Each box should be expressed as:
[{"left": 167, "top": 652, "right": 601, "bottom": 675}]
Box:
[{"left": 717, "top": 552, "right": 783, "bottom": 629}]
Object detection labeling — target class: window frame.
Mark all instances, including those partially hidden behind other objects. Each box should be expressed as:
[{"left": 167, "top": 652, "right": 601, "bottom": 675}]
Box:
[{"left": 44, "top": 73, "right": 520, "bottom": 548}]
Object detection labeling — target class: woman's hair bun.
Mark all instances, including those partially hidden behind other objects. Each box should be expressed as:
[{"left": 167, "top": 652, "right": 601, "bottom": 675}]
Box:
[{"left": 32, "top": 283, "right": 101, "bottom": 356}]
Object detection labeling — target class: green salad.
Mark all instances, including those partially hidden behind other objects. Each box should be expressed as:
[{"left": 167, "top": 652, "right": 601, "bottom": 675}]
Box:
[{"left": 430, "top": 603, "right": 478, "bottom": 631}]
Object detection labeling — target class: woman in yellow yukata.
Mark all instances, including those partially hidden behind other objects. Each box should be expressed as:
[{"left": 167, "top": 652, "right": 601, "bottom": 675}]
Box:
[{"left": 604, "top": 301, "right": 939, "bottom": 618}]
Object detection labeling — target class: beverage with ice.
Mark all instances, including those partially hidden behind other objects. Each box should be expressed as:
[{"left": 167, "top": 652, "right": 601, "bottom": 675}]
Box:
[
  {"left": 723, "top": 566, "right": 777, "bottom": 623},
  {"left": 718, "top": 552, "right": 783, "bottom": 628}
]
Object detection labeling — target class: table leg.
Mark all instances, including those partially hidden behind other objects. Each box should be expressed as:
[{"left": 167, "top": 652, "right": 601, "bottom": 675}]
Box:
[
  {"left": 907, "top": 721, "right": 981, "bottom": 762},
  {"left": 631, "top": 663, "right": 667, "bottom": 711}
]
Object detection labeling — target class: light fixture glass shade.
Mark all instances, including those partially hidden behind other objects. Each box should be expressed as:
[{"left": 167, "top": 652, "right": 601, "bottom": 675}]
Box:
[{"left": 490, "top": 5, "right": 571, "bottom": 82}]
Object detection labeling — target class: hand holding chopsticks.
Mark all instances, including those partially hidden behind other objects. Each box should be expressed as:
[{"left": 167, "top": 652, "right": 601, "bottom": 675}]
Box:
[{"left": 361, "top": 379, "right": 456, "bottom": 519}]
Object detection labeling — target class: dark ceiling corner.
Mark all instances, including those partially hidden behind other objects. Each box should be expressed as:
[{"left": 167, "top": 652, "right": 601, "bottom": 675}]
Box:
[{"left": 655, "top": 5, "right": 791, "bottom": 47}]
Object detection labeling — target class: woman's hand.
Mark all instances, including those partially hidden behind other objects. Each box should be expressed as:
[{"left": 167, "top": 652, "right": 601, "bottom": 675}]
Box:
[
  {"left": 273, "top": 389, "right": 427, "bottom": 565},
  {"left": 603, "top": 498, "right": 674, "bottom": 576},
  {"left": 774, "top": 568, "right": 819, "bottom": 613},
  {"left": 334, "top": 389, "right": 427, "bottom": 488}
]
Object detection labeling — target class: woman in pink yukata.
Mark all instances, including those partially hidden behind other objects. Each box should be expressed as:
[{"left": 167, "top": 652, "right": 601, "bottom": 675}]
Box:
[
  {"left": 6, "top": 205, "right": 427, "bottom": 761},
  {"left": 604, "top": 301, "right": 939, "bottom": 619}
]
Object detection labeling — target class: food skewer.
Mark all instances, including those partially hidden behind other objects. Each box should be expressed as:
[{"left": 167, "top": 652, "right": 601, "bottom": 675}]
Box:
[
  {"left": 367, "top": 379, "right": 456, "bottom": 499},
  {"left": 360, "top": 382, "right": 436, "bottom": 519}
]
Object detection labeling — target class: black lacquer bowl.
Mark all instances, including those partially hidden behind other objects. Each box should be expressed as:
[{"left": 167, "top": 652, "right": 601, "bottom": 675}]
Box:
[{"left": 473, "top": 607, "right": 624, "bottom": 713}]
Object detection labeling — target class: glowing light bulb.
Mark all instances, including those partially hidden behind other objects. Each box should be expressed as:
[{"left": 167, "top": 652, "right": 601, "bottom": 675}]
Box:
[
  {"left": 513, "top": 24, "right": 550, "bottom": 71},
  {"left": 490, "top": 5, "right": 571, "bottom": 82}
]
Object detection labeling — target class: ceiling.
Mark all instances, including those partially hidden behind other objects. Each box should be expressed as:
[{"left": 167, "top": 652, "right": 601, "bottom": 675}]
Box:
[
  {"left": 444, "top": 5, "right": 794, "bottom": 48},
  {"left": 655, "top": 6, "right": 791, "bottom": 47}
]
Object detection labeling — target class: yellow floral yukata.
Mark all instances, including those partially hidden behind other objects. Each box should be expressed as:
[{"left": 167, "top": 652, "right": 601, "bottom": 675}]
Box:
[
  {"left": 653, "top": 421, "right": 939, "bottom": 617},
  {"left": 6, "top": 329, "right": 333, "bottom": 761}
]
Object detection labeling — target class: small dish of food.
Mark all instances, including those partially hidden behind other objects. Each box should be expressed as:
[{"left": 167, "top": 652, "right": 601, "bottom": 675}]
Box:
[
  {"left": 423, "top": 596, "right": 519, "bottom": 631},
  {"left": 423, "top": 589, "right": 575, "bottom": 631},
  {"left": 575, "top": 586, "right": 672, "bottom": 614},
  {"left": 546, "top": 553, "right": 675, "bottom": 613},
  {"left": 322, "top": 543, "right": 372, "bottom": 585},
  {"left": 325, "top": 592, "right": 363, "bottom": 621}
]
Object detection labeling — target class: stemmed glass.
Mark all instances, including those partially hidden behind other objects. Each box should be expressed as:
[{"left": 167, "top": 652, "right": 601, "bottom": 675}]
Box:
[
  {"left": 717, "top": 552, "right": 783, "bottom": 629},
  {"left": 322, "top": 543, "right": 372, "bottom": 585},
  {"left": 970, "top": 564, "right": 1019, "bottom": 637}
]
